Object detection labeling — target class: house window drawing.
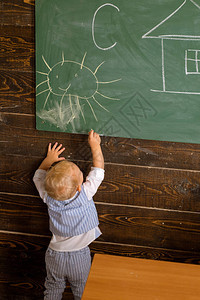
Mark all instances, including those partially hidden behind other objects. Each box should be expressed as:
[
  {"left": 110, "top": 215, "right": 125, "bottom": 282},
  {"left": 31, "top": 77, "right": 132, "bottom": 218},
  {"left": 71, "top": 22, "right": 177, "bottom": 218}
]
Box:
[
  {"left": 185, "top": 49, "right": 200, "bottom": 74},
  {"left": 142, "top": 0, "right": 200, "bottom": 95}
]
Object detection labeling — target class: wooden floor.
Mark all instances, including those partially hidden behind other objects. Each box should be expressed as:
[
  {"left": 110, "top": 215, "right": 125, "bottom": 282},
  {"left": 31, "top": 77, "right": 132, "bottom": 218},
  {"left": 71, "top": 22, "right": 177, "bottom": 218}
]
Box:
[{"left": 0, "top": 0, "right": 200, "bottom": 299}]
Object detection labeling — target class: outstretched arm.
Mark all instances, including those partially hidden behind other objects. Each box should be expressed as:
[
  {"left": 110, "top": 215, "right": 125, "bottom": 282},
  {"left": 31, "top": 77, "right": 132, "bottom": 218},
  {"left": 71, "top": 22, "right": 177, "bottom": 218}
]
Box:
[
  {"left": 88, "top": 130, "right": 104, "bottom": 169},
  {"left": 38, "top": 142, "right": 65, "bottom": 171}
]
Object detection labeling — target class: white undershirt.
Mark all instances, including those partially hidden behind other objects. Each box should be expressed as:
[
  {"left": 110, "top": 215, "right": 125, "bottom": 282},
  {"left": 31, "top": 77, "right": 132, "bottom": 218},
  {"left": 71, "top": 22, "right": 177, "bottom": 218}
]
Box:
[{"left": 33, "top": 167, "right": 104, "bottom": 251}]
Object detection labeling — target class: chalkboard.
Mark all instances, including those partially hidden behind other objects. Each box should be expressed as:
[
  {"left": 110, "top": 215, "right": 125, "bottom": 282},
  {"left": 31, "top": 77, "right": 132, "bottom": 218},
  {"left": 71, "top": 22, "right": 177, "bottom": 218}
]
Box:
[{"left": 35, "top": 0, "right": 200, "bottom": 143}]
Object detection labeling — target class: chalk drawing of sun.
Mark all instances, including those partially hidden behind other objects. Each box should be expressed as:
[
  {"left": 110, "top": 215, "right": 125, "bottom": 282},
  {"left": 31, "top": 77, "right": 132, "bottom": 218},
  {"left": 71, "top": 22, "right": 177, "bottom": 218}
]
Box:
[{"left": 36, "top": 52, "right": 121, "bottom": 130}]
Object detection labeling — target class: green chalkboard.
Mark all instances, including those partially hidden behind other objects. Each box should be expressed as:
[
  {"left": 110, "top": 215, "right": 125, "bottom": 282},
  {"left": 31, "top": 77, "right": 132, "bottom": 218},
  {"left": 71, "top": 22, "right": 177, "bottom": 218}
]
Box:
[{"left": 36, "top": 0, "right": 200, "bottom": 143}]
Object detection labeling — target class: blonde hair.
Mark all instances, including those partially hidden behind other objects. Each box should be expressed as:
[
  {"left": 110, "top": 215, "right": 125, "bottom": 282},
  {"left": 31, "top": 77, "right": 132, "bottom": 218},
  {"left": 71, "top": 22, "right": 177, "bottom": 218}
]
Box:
[{"left": 45, "top": 160, "right": 80, "bottom": 201}]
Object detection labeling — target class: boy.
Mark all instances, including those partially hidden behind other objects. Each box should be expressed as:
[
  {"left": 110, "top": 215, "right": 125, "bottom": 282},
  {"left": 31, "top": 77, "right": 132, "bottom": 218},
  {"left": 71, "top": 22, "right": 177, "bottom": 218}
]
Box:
[{"left": 33, "top": 130, "right": 104, "bottom": 300}]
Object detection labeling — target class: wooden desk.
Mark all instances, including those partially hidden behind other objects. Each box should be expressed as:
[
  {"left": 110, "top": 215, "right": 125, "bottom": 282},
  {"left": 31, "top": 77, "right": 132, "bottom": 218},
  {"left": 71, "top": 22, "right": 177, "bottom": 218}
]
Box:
[{"left": 82, "top": 254, "right": 200, "bottom": 300}]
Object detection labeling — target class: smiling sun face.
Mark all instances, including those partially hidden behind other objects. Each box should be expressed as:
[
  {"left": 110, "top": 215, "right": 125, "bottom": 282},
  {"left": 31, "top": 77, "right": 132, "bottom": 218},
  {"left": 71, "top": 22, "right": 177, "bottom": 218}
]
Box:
[
  {"left": 48, "top": 60, "right": 98, "bottom": 99},
  {"left": 36, "top": 52, "right": 121, "bottom": 127}
]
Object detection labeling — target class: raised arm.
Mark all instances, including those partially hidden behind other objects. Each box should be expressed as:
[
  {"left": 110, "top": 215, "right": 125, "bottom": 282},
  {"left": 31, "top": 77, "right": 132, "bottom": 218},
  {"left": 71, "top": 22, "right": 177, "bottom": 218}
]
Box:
[
  {"left": 88, "top": 130, "right": 104, "bottom": 169},
  {"left": 38, "top": 142, "right": 65, "bottom": 171}
]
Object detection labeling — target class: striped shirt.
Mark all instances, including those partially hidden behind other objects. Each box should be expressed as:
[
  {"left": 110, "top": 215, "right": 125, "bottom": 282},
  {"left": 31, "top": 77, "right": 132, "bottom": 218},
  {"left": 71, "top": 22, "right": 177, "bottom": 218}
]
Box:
[{"left": 33, "top": 167, "right": 104, "bottom": 251}]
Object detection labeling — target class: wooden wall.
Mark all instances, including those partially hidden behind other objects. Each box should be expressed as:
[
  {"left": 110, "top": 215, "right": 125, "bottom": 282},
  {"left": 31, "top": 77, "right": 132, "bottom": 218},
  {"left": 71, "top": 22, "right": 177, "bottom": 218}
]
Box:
[{"left": 1, "top": 1, "right": 200, "bottom": 299}]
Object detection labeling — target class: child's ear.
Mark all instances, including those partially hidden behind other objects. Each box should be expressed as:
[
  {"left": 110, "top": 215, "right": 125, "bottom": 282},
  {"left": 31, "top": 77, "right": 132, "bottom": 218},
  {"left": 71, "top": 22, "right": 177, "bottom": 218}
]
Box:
[{"left": 77, "top": 185, "right": 81, "bottom": 192}]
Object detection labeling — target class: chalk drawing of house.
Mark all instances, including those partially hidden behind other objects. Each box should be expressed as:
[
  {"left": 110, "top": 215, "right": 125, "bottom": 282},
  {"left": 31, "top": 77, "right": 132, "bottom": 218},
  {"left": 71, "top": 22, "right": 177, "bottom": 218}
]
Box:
[{"left": 142, "top": 0, "right": 200, "bottom": 95}]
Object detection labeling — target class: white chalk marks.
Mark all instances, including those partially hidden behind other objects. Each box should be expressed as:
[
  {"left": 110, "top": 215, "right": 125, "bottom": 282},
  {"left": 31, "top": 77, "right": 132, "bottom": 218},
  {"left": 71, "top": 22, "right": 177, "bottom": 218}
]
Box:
[
  {"left": 36, "top": 52, "right": 121, "bottom": 130},
  {"left": 142, "top": 0, "right": 200, "bottom": 95},
  {"left": 92, "top": 3, "right": 120, "bottom": 51}
]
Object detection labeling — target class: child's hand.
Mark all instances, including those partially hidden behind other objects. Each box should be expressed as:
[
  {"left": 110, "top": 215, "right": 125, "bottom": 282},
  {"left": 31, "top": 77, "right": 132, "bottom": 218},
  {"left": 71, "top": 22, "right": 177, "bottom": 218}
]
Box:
[
  {"left": 88, "top": 129, "right": 101, "bottom": 150},
  {"left": 47, "top": 142, "right": 65, "bottom": 164},
  {"left": 88, "top": 130, "right": 104, "bottom": 169},
  {"left": 38, "top": 142, "right": 65, "bottom": 170}
]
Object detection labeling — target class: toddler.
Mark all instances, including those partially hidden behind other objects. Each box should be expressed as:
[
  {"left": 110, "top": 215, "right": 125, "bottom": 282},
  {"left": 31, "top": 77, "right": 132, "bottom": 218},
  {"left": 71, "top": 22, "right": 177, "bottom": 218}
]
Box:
[{"left": 33, "top": 130, "right": 104, "bottom": 300}]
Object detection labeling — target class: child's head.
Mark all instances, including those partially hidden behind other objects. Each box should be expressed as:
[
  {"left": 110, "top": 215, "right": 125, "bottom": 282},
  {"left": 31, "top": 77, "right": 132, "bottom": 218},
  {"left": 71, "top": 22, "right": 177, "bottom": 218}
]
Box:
[{"left": 45, "top": 160, "right": 83, "bottom": 201}]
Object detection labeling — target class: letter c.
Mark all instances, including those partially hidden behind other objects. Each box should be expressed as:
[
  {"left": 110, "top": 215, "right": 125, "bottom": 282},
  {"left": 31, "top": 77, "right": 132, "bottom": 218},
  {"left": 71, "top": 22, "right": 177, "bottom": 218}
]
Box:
[{"left": 92, "top": 3, "right": 120, "bottom": 51}]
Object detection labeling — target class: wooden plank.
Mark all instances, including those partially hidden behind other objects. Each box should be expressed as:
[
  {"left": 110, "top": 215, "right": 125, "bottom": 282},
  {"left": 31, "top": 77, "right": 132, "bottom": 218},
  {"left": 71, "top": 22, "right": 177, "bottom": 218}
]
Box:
[
  {"left": 0, "top": 193, "right": 200, "bottom": 252},
  {"left": 82, "top": 254, "right": 200, "bottom": 300},
  {"left": 1, "top": 112, "right": 200, "bottom": 171},
  {"left": 1, "top": 25, "right": 34, "bottom": 40},
  {"left": 100, "top": 164, "right": 200, "bottom": 212},
  {"left": 24, "top": 0, "right": 35, "bottom": 5},
  {"left": 0, "top": 72, "right": 34, "bottom": 114},
  {"left": 0, "top": 37, "right": 34, "bottom": 72},
  {"left": 0, "top": 155, "right": 200, "bottom": 212},
  {"left": 0, "top": 193, "right": 49, "bottom": 234},
  {"left": 97, "top": 204, "right": 200, "bottom": 252},
  {"left": 90, "top": 241, "right": 200, "bottom": 265},
  {"left": 0, "top": 0, "right": 34, "bottom": 27}
]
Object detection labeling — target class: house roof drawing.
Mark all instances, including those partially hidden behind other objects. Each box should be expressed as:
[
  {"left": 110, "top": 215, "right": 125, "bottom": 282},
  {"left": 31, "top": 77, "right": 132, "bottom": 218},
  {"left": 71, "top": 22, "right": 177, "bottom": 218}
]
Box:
[{"left": 142, "top": 0, "right": 200, "bottom": 40}]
